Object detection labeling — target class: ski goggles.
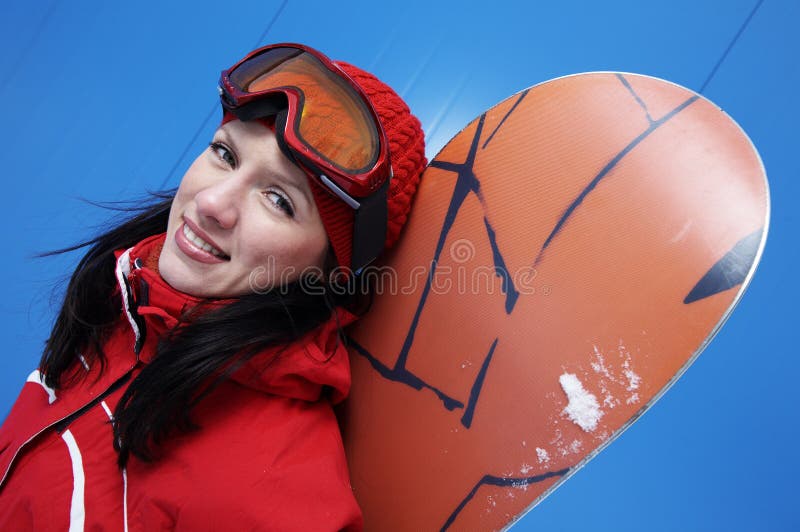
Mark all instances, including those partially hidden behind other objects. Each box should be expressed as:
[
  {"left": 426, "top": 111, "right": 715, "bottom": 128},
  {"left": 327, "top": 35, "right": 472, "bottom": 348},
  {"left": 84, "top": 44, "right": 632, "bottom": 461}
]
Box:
[{"left": 218, "top": 43, "right": 391, "bottom": 271}]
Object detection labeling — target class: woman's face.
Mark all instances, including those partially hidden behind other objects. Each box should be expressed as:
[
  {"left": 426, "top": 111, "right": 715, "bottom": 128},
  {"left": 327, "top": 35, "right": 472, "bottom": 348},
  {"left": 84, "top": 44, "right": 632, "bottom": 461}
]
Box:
[{"left": 159, "top": 119, "right": 329, "bottom": 298}]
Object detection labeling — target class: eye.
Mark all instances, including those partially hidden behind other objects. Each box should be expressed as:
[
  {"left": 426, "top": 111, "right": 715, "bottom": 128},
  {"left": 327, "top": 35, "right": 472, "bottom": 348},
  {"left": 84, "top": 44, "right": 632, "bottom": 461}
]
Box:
[
  {"left": 264, "top": 189, "right": 295, "bottom": 217},
  {"left": 209, "top": 141, "right": 236, "bottom": 168}
]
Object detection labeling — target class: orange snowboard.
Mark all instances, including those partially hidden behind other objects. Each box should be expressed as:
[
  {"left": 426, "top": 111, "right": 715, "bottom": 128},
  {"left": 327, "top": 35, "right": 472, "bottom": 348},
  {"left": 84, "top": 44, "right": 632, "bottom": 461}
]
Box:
[{"left": 340, "top": 73, "right": 769, "bottom": 531}]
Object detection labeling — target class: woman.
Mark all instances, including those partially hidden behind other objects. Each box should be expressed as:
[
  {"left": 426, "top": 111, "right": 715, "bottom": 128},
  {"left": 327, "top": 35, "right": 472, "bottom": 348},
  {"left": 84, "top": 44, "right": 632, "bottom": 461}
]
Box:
[{"left": 0, "top": 43, "right": 426, "bottom": 530}]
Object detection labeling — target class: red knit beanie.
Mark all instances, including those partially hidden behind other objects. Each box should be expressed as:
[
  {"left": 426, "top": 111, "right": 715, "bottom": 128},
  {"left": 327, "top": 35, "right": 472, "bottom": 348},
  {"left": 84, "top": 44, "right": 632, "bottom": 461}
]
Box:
[
  {"left": 319, "top": 61, "right": 426, "bottom": 270},
  {"left": 221, "top": 60, "right": 427, "bottom": 271}
]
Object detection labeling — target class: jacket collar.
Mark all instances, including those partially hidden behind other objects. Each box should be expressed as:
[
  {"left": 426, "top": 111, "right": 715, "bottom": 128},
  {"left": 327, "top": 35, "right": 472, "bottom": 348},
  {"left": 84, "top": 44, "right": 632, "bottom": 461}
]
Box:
[{"left": 114, "top": 233, "right": 357, "bottom": 403}]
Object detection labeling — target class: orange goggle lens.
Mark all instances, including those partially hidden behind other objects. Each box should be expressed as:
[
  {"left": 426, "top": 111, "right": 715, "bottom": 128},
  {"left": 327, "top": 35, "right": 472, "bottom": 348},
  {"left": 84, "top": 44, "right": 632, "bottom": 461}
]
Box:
[{"left": 229, "top": 48, "right": 380, "bottom": 173}]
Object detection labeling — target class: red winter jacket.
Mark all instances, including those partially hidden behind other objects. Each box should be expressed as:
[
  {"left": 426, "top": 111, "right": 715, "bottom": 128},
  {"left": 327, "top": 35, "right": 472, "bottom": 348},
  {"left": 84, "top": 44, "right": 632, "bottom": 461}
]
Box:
[{"left": 0, "top": 234, "right": 363, "bottom": 530}]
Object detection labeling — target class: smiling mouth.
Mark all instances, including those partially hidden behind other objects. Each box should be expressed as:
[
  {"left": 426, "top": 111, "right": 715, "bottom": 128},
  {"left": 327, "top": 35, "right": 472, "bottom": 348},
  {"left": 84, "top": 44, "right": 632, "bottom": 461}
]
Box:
[{"left": 182, "top": 223, "right": 230, "bottom": 260}]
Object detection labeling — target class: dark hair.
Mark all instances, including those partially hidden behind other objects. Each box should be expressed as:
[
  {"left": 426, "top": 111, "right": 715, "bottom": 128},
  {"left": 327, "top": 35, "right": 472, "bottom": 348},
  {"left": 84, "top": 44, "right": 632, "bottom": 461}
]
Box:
[{"left": 39, "top": 192, "right": 361, "bottom": 467}]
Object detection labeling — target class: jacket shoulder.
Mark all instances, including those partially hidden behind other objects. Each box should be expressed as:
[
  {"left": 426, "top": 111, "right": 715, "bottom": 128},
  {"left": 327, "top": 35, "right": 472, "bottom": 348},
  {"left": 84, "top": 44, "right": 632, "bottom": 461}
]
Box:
[{"left": 126, "top": 381, "right": 362, "bottom": 531}]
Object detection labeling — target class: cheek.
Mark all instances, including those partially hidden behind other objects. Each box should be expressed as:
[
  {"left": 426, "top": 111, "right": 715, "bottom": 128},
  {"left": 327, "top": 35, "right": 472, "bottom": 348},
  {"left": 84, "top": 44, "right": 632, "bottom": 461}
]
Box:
[
  {"left": 174, "top": 162, "right": 204, "bottom": 202},
  {"left": 300, "top": 227, "right": 330, "bottom": 271},
  {"left": 303, "top": 220, "right": 330, "bottom": 266},
  {"left": 241, "top": 222, "right": 328, "bottom": 274},
  {"left": 167, "top": 162, "right": 204, "bottom": 223}
]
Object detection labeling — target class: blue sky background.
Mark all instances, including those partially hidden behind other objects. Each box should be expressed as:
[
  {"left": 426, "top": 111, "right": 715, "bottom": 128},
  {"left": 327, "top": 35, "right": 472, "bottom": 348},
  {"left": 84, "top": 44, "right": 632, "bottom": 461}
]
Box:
[{"left": 0, "top": 1, "right": 796, "bottom": 530}]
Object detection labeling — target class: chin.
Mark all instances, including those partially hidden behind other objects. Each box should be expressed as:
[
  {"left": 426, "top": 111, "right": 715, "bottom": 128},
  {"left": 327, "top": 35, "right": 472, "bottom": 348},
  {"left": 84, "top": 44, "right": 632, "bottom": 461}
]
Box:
[{"left": 158, "top": 246, "right": 200, "bottom": 296}]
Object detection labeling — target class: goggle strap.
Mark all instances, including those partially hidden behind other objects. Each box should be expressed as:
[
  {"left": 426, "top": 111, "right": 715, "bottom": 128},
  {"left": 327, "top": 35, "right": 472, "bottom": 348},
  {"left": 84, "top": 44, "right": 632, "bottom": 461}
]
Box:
[
  {"left": 350, "top": 178, "right": 389, "bottom": 272},
  {"left": 319, "top": 174, "right": 360, "bottom": 209},
  {"left": 272, "top": 109, "right": 298, "bottom": 165},
  {"left": 223, "top": 92, "right": 287, "bottom": 122}
]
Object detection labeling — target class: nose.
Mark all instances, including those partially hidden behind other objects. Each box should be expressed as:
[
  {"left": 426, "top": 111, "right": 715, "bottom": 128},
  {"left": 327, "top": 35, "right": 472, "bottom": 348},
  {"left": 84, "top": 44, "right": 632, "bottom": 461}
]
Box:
[{"left": 194, "top": 178, "right": 240, "bottom": 230}]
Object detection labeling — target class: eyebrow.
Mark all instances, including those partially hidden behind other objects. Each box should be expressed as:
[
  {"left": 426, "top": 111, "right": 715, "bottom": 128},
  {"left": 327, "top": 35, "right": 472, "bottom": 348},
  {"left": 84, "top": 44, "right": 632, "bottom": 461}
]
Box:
[{"left": 216, "top": 128, "right": 315, "bottom": 209}]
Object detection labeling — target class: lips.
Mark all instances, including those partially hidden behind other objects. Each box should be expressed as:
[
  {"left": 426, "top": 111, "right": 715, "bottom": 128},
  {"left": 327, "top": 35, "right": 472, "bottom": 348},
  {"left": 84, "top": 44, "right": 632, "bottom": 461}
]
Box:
[{"left": 174, "top": 219, "right": 230, "bottom": 264}]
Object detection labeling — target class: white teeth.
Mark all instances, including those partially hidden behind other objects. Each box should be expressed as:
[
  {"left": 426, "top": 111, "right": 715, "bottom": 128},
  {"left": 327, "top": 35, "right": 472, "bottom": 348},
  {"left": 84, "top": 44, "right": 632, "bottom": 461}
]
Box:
[{"left": 183, "top": 224, "right": 225, "bottom": 257}]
